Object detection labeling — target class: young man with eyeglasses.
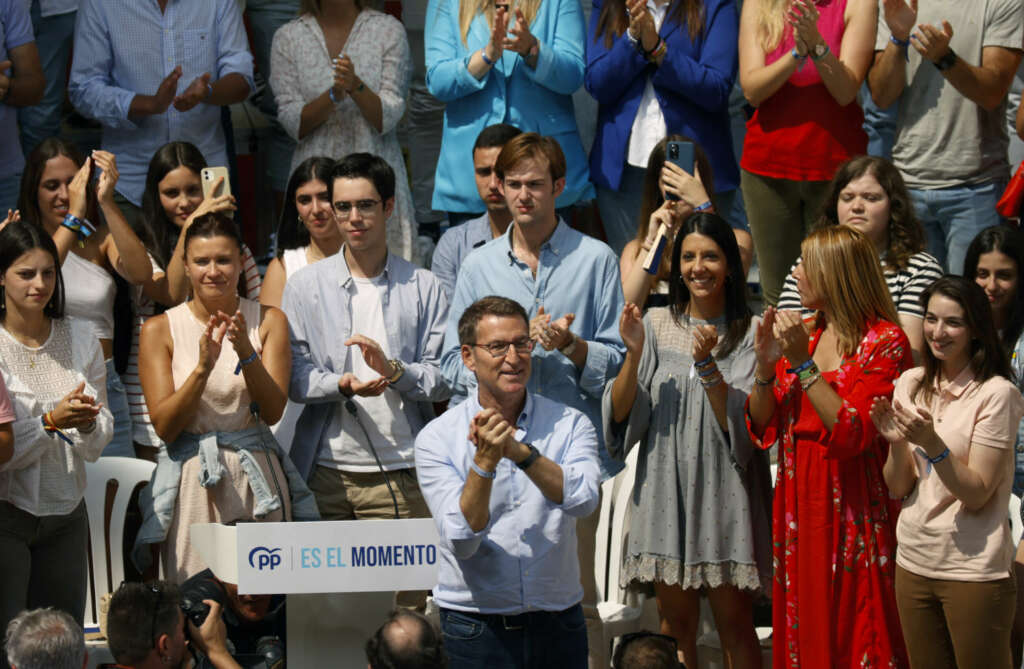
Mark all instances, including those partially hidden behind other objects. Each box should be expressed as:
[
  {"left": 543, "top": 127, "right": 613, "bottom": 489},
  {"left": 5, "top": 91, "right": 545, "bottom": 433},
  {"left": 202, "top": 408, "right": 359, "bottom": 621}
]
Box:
[
  {"left": 416, "top": 296, "right": 600, "bottom": 669},
  {"left": 105, "top": 581, "right": 241, "bottom": 669},
  {"left": 281, "top": 153, "right": 449, "bottom": 531},
  {"left": 439, "top": 132, "right": 626, "bottom": 668}
]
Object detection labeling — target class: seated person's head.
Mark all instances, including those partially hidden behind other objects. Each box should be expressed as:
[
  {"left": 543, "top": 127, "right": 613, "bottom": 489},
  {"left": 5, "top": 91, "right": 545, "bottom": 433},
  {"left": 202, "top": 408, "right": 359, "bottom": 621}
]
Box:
[
  {"left": 365, "top": 610, "right": 446, "bottom": 669},
  {"left": 612, "top": 631, "right": 678, "bottom": 669},
  {"left": 106, "top": 582, "right": 187, "bottom": 668},
  {"left": 472, "top": 124, "right": 522, "bottom": 213},
  {"left": 5, "top": 608, "right": 85, "bottom": 669}
]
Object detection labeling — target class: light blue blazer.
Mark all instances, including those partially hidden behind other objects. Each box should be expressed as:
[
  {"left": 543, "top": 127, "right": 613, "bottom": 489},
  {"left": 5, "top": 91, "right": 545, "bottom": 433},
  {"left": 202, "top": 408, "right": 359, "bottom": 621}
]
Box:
[{"left": 425, "top": 0, "right": 595, "bottom": 213}]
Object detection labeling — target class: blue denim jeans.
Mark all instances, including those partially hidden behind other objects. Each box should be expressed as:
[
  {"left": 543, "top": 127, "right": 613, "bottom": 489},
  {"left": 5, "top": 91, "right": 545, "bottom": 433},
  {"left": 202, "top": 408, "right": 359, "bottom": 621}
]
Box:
[
  {"left": 102, "top": 359, "right": 135, "bottom": 458},
  {"left": 909, "top": 181, "right": 1004, "bottom": 275},
  {"left": 440, "top": 604, "right": 588, "bottom": 669},
  {"left": 18, "top": 4, "right": 76, "bottom": 157},
  {"left": 859, "top": 81, "right": 897, "bottom": 160}
]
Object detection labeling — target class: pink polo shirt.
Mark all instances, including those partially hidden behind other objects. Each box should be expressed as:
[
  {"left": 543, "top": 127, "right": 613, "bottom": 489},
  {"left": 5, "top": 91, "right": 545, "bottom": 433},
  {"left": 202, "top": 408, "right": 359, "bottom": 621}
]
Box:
[
  {"left": 893, "top": 366, "right": 1024, "bottom": 581},
  {"left": 0, "top": 374, "right": 13, "bottom": 423}
]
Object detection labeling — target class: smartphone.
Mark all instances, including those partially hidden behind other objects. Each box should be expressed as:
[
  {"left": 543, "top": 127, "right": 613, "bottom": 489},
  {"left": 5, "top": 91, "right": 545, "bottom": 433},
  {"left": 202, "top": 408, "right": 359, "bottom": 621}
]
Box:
[
  {"left": 201, "top": 167, "right": 231, "bottom": 200},
  {"left": 664, "top": 140, "right": 695, "bottom": 202}
]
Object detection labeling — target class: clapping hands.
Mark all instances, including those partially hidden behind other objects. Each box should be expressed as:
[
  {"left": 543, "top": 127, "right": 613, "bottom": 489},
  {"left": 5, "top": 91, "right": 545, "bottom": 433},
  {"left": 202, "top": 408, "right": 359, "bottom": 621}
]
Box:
[{"left": 869, "top": 397, "right": 941, "bottom": 453}]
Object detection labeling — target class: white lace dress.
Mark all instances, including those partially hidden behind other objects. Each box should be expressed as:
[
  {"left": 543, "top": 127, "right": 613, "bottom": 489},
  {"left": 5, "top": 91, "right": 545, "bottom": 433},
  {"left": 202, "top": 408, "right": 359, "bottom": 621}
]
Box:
[{"left": 270, "top": 10, "right": 414, "bottom": 261}]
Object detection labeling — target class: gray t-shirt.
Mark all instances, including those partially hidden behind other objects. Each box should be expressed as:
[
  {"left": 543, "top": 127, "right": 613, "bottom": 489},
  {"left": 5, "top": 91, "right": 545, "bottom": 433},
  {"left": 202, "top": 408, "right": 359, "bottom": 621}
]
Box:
[{"left": 875, "top": 0, "right": 1023, "bottom": 189}]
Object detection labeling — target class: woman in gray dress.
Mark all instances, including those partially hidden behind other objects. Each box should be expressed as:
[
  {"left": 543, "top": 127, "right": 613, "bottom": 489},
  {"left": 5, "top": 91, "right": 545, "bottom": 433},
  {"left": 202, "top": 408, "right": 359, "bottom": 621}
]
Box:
[{"left": 605, "top": 212, "right": 771, "bottom": 669}]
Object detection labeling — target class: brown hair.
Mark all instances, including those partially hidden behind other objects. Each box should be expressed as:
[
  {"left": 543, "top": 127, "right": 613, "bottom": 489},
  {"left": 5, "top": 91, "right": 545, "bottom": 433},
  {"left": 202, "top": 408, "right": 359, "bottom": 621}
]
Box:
[
  {"left": 815, "top": 155, "right": 924, "bottom": 273},
  {"left": 800, "top": 226, "right": 899, "bottom": 356},
  {"left": 18, "top": 137, "right": 96, "bottom": 228},
  {"left": 493, "top": 132, "right": 567, "bottom": 184},
  {"left": 594, "top": 0, "right": 705, "bottom": 49},
  {"left": 458, "top": 295, "right": 530, "bottom": 345}
]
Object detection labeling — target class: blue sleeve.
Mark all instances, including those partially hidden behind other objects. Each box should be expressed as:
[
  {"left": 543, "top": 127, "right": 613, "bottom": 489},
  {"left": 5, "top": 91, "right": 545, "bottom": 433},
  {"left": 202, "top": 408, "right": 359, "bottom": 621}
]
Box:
[
  {"left": 651, "top": 0, "right": 737, "bottom": 111},
  {"left": 3, "top": 0, "right": 34, "bottom": 50},
  {"left": 431, "top": 229, "right": 461, "bottom": 302},
  {"left": 584, "top": 0, "right": 649, "bottom": 105},
  {"left": 281, "top": 279, "right": 345, "bottom": 404},
  {"left": 522, "top": 0, "right": 586, "bottom": 95},
  {"left": 415, "top": 421, "right": 487, "bottom": 559},
  {"left": 440, "top": 262, "right": 478, "bottom": 397},
  {"left": 424, "top": 0, "right": 488, "bottom": 102},
  {"left": 67, "top": 0, "right": 138, "bottom": 128},
  {"left": 214, "top": 0, "right": 255, "bottom": 90},
  {"left": 558, "top": 412, "right": 601, "bottom": 517},
  {"left": 390, "top": 274, "right": 453, "bottom": 402},
  {"left": 578, "top": 250, "right": 626, "bottom": 398}
]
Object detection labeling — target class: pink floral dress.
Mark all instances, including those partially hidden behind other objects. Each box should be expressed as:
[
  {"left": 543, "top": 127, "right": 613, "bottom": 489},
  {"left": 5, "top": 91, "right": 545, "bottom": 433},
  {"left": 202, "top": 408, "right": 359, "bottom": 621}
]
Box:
[{"left": 747, "top": 318, "right": 911, "bottom": 668}]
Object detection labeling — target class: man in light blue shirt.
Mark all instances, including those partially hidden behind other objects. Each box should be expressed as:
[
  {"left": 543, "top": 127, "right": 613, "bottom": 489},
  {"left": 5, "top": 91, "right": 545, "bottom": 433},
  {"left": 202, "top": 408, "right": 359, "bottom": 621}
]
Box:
[
  {"left": 282, "top": 153, "right": 449, "bottom": 528},
  {"left": 68, "top": 0, "right": 253, "bottom": 208},
  {"left": 416, "top": 295, "right": 599, "bottom": 669},
  {"left": 0, "top": 0, "right": 43, "bottom": 212},
  {"left": 431, "top": 123, "right": 521, "bottom": 300},
  {"left": 439, "top": 132, "right": 624, "bottom": 667}
]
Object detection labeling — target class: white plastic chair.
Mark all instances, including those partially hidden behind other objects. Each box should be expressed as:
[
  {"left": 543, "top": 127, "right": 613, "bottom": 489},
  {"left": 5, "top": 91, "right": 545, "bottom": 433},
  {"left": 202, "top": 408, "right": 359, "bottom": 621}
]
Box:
[
  {"left": 1010, "top": 493, "right": 1023, "bottom": 545},
  {"left": 82, "top": 456, "right": 156, "bottom": 668}
]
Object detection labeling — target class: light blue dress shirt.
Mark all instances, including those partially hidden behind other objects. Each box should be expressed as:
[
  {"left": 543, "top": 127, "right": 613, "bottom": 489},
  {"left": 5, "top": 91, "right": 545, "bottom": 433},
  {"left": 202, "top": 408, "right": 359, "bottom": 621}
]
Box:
[
  {"left": 441, "top": 219, "right": 626, "bottom": 474},
  {"left": 281, "top": 249, "right": 451, "bottom": 480},
  {"left": 415, "top": 391, "right": 600, "bottom": 614},
  {"left": 431, "top": 213, "right": 493, "bottom": 301},
  {"left": 1, "top": 0, "right": 33, "bottom": 180},
  {"left": 68, "top": 0, "right": 254, "bottom": 205}
]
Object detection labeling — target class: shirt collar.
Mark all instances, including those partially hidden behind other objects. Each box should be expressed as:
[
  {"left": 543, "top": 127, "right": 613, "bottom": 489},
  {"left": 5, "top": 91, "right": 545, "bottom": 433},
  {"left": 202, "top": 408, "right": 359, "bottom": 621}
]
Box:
[
  {"left": 469, "top": 389, "right": 535, "bottom": 431},
  {"left": 335, "top": 244, "right": 391, "bottom": 288},
  {"left": 936, "top": 364, "right": 977, "bottom": 399},
  {"left": 504, "top": 217, "right": 569, "bottom": 264}
]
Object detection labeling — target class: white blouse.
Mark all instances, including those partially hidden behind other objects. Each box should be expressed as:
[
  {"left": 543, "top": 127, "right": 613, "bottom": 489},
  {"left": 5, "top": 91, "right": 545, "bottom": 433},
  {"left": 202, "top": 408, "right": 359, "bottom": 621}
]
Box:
[
  {"left": 270, "top": 10, "right": 414, "bottom": 261},
  {"left": 0, "top": 317, "right": 113, "bottom": 516}
]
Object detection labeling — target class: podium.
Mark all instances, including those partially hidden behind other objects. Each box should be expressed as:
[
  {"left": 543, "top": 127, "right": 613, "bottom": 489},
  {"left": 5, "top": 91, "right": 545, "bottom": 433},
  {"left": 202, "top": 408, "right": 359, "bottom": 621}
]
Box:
[{"left": 191, "top": 520, "right": 441, "bottom": 668}]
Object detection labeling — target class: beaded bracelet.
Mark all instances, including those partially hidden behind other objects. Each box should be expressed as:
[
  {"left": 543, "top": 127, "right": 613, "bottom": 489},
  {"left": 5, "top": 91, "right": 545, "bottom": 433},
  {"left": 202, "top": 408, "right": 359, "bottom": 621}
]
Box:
[
  {"left": 700, "top": 371, "right": 723, "bottom": 389},
  {"left": 646, "top": 38, "right": 667, "bottom": 62},
  {"left": 41, "top": 412, "right": 73, "bottom": 445},
  {"left": 234, "top": 351, "right": 259, "bottom": 375},
  {"left": 62, "top": 213, "right": 96, "bottom": 247},
  {"left": 694, "top": 354, "right": 715, "bottom": 369},
  {"left": 754, "top": 373, "right": 776, "bottom": 386},
  {"left": 927, "top": 447, "right": 951, "bottom": 465},
  {"left": 799, "top": 372, "right": 821, "bottom": 391}
]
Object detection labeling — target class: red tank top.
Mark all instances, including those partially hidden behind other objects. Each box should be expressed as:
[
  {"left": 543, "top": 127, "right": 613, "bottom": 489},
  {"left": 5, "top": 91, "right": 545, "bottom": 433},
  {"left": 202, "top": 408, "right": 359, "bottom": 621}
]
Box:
[{"left": 741, "top": 0, "right": 866, "bottom": 182}]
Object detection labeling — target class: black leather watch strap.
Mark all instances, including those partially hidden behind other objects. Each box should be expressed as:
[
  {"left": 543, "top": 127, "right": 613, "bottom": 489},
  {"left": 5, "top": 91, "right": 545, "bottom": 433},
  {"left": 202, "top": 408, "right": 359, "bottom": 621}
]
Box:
[
  {"left": 933, "top": 48, "right": 957, "bottom": 72},
  {"left": 516, "top": 443, "right": 541, "bottom": 471}
]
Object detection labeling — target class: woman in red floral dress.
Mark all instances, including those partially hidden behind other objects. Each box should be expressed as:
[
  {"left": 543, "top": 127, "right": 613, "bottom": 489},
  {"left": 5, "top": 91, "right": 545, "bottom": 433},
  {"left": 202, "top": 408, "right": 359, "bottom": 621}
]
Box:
[{"left": 747, "top": 226, "right": 910, "bottom": 668}]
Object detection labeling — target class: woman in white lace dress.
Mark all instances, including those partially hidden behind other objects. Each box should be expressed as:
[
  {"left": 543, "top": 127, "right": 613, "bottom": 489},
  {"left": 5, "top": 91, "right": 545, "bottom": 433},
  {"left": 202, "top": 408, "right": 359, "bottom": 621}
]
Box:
[{"left": 270, "top": 0, "right": 414, "bottom": 261}]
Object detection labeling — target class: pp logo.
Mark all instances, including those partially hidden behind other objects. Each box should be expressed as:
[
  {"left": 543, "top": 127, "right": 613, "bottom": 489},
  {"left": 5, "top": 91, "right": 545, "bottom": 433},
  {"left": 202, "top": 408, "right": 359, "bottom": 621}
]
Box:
[{"left": 249, "top": 546, "right": 282, "bottom": 571}]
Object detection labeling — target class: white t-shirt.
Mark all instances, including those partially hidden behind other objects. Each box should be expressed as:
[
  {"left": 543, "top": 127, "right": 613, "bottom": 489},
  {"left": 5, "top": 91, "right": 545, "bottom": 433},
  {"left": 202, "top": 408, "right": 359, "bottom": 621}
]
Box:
[{"left": 319, "top": 274, "right": 415, "bottom": 471}]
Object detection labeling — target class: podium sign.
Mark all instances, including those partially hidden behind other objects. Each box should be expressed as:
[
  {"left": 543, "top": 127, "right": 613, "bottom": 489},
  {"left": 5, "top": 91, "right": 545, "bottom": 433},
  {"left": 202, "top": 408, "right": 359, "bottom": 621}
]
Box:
[{"left": 236, "top": 519, "right": 442, "bottom": 594}]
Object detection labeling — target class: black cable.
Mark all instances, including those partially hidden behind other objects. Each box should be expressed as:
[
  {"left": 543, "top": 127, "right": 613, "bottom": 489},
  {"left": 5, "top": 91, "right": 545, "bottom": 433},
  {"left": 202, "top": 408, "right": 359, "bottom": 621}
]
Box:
[{"left": 345, "top": 399, "right": 400, "bottom": 520}]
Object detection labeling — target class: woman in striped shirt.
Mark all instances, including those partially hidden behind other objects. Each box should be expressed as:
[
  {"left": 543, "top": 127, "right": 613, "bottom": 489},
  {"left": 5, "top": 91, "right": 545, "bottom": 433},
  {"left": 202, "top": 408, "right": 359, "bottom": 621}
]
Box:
[{"left": 777, "top": 155, "right": 941, "bottom": 360}]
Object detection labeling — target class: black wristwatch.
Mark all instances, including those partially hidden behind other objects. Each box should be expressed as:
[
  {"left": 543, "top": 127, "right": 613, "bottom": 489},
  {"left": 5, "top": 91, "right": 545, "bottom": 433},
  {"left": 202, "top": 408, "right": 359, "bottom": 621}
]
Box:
[
  {"left": 515, "top": 443, "right": 541, "bottom": 471},
  {"left": 933, "top": 48, "right": 957, "bottom": 72}
]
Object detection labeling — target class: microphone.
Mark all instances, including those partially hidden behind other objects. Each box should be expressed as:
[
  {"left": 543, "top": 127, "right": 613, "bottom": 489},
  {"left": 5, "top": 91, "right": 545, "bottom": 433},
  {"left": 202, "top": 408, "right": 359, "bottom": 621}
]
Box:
[{"left": 641, "top": 222, "right": 669, "bottom": 275}]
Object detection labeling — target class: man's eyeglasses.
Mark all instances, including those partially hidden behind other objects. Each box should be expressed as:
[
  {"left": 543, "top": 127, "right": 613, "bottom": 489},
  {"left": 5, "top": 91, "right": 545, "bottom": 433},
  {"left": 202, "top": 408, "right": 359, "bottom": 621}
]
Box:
[
  {"left": 471, "top": 338, "right": 535, "bottom": 358},
  {"left": 334, "top": 199, "right": 381, "bottom": 217}
]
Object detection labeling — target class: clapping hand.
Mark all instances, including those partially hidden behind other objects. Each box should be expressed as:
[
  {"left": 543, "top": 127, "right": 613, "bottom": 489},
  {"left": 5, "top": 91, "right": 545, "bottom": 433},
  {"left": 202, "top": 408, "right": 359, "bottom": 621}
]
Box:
[
  {"left": 345, "top": 334, "right": 394, "bottom": 378},
  {"left": 0, "top": 208, "right": 19, "bottom": 232},
  {"left": 626, "top": 0, "right": 658, "bottom": 52},
  {"left": 787, "top": 0, "right": 824, "bottom": 53},
  {"left": 50, "top": 382, "right": 103, "bottom": 430},
  {"left": 198, "top": 315, "right": 228, "bottom": 374},
  {"left": 692, "top": 324, "right": 718, "bottom": 363},
  {"left": 92, "top": 151, "right": 119, "bottom": 205},
  {"left": 173, "top": 72, "right": 212, "bottom": 112},
  {"left": 150, "top": 66, "right": 182, "bottom": 115},
  {"left": 911, "top": 21, "right": 954, "bottom": 63},
  {"left": 540, "top": 312, "right": 575, "bottom": 351},
  {"left": 469, "top": 408, "right": 517, "bottom": 469},
  {"left": 218, "top": 309, "right": 255, "bottom": 360},
  {"left": 68, "top": 157, "right": 91, "bottom": 220},
  {"left": 338, "top": 372, "right": 389, "bottom": 397},
  {"left": 504, "top": 9, "right": 538, "bottom": 58},
  {"left": 881, "top": 0, "right": 917, "bottom": 41},
  {"left": 870, "top": 397, "right": 906, "bottom": 443},
  {"left": 333, "top": 55, "right": 360, "bottom": 93},
  {"left": 619, "top": 303, "right": 645, "bottom": 356},
  {"left": 772, "top": 309, "right": 810, "bottom": 365},
  {"left": 754, "top": 307, "right": 783, "bottom": 372},
  {"left": 485, "top": 6, "right": 508, "bottom": 63}
]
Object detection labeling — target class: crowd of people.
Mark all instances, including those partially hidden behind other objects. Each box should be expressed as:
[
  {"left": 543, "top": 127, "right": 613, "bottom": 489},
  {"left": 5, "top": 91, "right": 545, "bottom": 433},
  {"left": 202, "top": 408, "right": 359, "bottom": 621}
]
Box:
[{"left": 1, "top": 0, "right": 1024, "bottom": 668}]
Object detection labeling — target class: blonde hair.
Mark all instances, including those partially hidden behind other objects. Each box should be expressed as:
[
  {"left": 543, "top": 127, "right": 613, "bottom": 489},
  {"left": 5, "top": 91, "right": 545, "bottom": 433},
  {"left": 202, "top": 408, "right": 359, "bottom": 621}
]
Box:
[
  {"left": 800, "top": 226, "right": 900, "bottom": 356},
  {"left": 754, "top": 0, "right": 791, "bottom": 52},
  {"left": 459, "top": 0, "right": 541, "bottom": 45}
]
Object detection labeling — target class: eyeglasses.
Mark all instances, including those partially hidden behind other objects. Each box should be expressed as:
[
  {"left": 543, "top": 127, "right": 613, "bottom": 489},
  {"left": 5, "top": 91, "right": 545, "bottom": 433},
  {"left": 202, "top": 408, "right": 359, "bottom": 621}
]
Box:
[
  {"left": 471, "top": 338, "right": 535, "bottom": 358},
  {"left": 334, "top": 199, "right": 381, "bottom": 217}
]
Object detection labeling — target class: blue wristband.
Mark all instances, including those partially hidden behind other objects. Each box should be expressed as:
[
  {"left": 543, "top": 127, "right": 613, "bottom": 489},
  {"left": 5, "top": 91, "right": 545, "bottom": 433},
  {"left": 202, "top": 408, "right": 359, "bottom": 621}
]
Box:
[
  {"left": 694, "top": 201, "right": 714, "bottom": 213},
  {"left": 927, "top": 447, "right": 951, "bottom": 465},
  {"left": 328, "top": 87, "right": 340, "bottom": 104},
  {"left": 470, "top": 461, "right": 496, "bottom": 479},
  {"left": 480, "top": 50, "right": 494, "bottom": 66},
  {"left": 62, "top": 213, "right": 96, "bottom": 243},
  {"left": 889, "top": 34, "right": 910, "bottom": 62},
  {"left": 786, "top": 358, "right": 815, "bottom": 375},
  {"left": 234, "top": 351, "right": 259, "bottom": 375}
]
